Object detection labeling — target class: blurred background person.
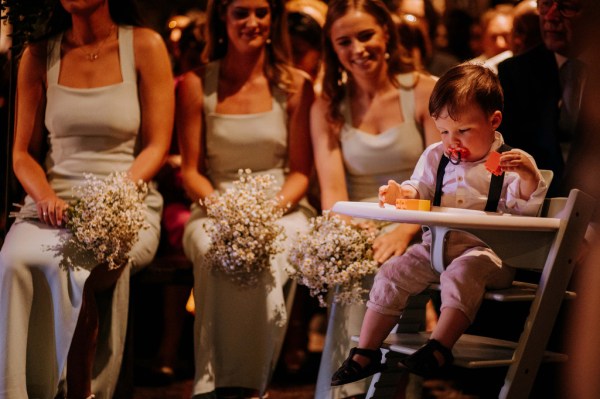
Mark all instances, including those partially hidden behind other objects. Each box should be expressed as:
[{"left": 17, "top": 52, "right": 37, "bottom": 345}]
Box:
[
  {"left": 394, "top": 0, "right": 460, "bottom": 77},
  {"left": 286, "top": 0, "right": 327, "bottom": 92},
  {"left": 444, "top": 7, "right": 478, "bottom": 61},
  {"left": 137, "top": 9, "right": 209, "bottom": 387},
  {"left": 558, "top": 0, "right": 600, "bottom": 396},
  {"left": 279, "top": 0, "right": 329, "bottom": 380},
  {"left": 484, "top": 0, "right": 542, "bottom": 73},
  {"left": 510, "top": 0, "right": 543, "bottom": 56},
  {"left": 470, "top": 3, "right": 514, "bottom": 66},
  {"left": 498, "top": 0, "right": 587, "bottom": 196},
  {"left": 167, "top": 9, "right": 208, "bottom": 77}
]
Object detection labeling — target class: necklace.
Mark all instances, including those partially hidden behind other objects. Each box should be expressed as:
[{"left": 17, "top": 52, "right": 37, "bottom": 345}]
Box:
[{"left": 73, "top": 25, "right": 115, "bottom": 62}]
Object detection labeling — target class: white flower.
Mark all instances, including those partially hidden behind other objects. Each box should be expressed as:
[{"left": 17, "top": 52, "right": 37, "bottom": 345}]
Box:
[
  {"left": 66, "top": 172, "right": 148, "bottom": 270},
  {"left": 202, "top": 170, "right": 287, "bottom": 288},
  {"left": 287, "top": 211, "right": 379, "bottom": 307}
]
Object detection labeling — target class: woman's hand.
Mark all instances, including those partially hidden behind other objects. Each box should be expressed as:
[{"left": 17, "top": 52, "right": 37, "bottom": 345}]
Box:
[
  {"left": 36, "top": 194, "right": 69, "bottom": 227},
  {"left": 372, "top": 223, "right": 420, "bottom": 264}
]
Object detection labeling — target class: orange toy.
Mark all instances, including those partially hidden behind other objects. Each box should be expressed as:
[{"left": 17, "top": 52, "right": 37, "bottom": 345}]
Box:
[
  {"left": 395, "top": 198, "right": 431, "bottom": 211},
  {"left": 485, "top": 151, "right": 503, "bottom": 176}
]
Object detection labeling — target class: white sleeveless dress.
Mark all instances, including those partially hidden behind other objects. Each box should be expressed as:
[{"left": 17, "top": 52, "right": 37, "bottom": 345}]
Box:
[
  {"left": 0, "top": 26, "right": 162, "bottom": 399},
  {"left": 182, "top": 61, "right": 313, "bottom": 397},
  {"left": 315, "top": 74, "right": 425, "bottom": 399}
]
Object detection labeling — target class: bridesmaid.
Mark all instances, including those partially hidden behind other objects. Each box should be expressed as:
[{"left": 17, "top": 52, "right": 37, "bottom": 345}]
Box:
[
  {"left": 310, "top": 1, "right": 439, "bottom": 398},
  {"left": 176, "top": 0, "right": 314, "bottom": 397},
  {"left": 0, "top": 0, "right": 173, "bottom": 398}
]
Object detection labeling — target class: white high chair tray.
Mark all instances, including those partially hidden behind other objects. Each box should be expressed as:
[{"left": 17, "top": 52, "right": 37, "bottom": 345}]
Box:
[{"left": 331, "top": 202, "right": 560, "bottom": 231}]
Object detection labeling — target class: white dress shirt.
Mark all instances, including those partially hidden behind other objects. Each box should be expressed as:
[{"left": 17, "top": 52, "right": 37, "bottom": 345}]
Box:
[{"left": 403, "top": 132, "right": 548, "bottom": 216}]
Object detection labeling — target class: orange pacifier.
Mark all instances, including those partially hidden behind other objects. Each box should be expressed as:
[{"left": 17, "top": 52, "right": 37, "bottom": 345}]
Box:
[{"left": 447, "top": 147, "right": 469, "bottom": 165}]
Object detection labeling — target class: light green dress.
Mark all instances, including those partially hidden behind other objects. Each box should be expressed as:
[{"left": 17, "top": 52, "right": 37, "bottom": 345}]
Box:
[
  {"left": 182, "top": 61, "right": 313, "bottom": 397},
  {"left": 0, "top": 26, "right": 162, "bottom": 399}
]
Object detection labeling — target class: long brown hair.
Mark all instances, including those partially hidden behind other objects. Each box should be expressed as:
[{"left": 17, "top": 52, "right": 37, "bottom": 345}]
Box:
[
  {"left": 203, "top": 0, "right": 295, "bottom": 92},
  {"left": 322, "top": 0, "right": 415, "bottom": 128}
]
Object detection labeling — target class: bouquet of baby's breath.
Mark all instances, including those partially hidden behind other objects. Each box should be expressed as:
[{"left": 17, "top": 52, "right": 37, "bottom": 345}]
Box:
[
  {"left": 66, "top": 171, "right": 148, "bottom": 270},
  {"left": 202, "top": 169, "right": 286, "bottom": 287},
  {"left": 288, "top": 211, "right": 379, "bottom": 307}
]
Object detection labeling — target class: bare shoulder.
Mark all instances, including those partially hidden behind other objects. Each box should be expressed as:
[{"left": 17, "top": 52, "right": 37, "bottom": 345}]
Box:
[
  {"left": 286, "top": 66, "right": 314, "bottom": 109},
  {"left": 176, "top": 68, "right": 205, "bottom": 106},
  {"left": 19, "top": 42, "right": 47, "bottom": 81},
  {"left": 288, "top": 66, "right": 313, "bottom": 94},
  {"left": 311, "top": 92, "right": 329, "bottom": 116},
  {"left": 415, "top": 72, "right": 437, "bottom": 96},
  {"left": 132, "top": 26, "right": 167, "bottom": 54},
  {"left": 178, "top": 68, "right": 204, "bottom": 92}
]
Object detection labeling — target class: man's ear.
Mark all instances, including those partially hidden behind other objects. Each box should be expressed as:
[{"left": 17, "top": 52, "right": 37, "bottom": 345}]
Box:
[{"left": 490, "top": 110, "right": 502, "bottom": 130}]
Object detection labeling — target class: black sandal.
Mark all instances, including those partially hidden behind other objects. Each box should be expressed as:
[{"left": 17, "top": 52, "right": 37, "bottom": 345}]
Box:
[
  {"left": 331, "top": 347, "right": 386, "bottom": 386},
  {"left": 399, "top": 339, "right": 454, "bottom": 377}
]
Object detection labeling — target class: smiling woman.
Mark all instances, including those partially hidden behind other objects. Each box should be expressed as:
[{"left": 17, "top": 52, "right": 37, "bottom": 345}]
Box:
[
  {"left": 310, "top": 1, "right": 440, "bottom": 398},
  {"left": 0, "top": 0, "right": 174, "bottom": 398},
  {"left": 176, "top": 0, "right": 316, "bottom": 398}
]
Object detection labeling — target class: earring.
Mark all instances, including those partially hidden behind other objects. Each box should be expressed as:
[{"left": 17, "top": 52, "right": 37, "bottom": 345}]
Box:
[
  {"left": 337, "top": 68, "right": 348, "bottom": 87},
  {"left": 384, "top": 52, "right": 390, "bottom": 60},
  {"left": 266, "top": 38, "right": 272, "bottom": 45},
  {"left": 218, "top": 37, "right": 224, "bottom": 44}
]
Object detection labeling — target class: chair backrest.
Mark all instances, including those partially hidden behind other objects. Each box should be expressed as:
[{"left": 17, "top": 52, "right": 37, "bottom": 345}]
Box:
[{"left": 368, "top": 189, "right": 595, "bottom": 399}]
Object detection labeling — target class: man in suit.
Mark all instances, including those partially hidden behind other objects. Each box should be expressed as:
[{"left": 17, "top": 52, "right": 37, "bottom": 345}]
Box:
[{"left": 497, "top": 0, "right": 586, "bottom": 196}]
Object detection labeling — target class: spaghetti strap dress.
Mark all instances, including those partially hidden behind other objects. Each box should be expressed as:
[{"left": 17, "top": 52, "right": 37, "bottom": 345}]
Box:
[
  {"left": 0, "top": 26, "right": 162, "bottom": 399},
  {"left": 182, "top": 61, "right": 313, "bottom": 397},
  {"left": 315, "top": 74, "right": 425, "bottom": 399}
]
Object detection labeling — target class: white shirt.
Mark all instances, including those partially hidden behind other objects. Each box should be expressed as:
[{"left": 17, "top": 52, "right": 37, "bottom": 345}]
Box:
[{"left": 403, "top": 132, "right": 548, "bottom": 216}]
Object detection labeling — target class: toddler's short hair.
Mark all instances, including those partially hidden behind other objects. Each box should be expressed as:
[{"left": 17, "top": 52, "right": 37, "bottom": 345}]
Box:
[{"left": 429, "top": 63, "right": 503, "bottom": 120}]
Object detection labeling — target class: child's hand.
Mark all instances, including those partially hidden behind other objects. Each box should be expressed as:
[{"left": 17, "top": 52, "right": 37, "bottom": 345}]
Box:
[
  {"left": 500, "top": 150, "right": 540, "bottom": 198},
  {"left": 378, "top": 181, "right": 417, "bottom": 207}
]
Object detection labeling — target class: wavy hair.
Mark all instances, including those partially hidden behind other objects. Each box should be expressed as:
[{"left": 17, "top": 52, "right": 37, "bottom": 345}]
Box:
[
  {"left": 322, "top": 0, "right": 415, "bottom": 129},
  {"left": 203, "top": 0, "right": 295, "bottom": 93}
]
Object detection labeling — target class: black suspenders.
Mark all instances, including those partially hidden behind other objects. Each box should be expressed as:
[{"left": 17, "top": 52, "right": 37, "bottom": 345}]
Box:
[{"left": 433, "top": 144, "right": 512, "bottom": 212}]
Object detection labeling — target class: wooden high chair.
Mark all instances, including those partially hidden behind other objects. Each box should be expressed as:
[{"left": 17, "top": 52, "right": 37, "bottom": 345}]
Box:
[{"left": 332, "top": 188, "right": 595, "bottom": 399}]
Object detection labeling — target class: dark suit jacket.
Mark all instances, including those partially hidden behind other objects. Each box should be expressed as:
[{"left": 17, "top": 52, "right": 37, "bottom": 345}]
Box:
[{"left": 497, "top": 45, "right": 565, "bottom": 196}]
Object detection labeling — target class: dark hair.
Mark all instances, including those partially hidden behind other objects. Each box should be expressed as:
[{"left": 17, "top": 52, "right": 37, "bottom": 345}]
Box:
[
  {"left": 395, "top": 13, "right": 431, "bottom": 70},
  {"left": 203, "top": 0, "right": 294, "bottom": 92},
  {"left": 429, "top": 63, "right": 503, "bottom": 120},
  {"left": 322, "top": 0, "right": 414, "bottom": 128},
  {"left": 39, "top": 0, "right": 144, "bottom": 40},
  {"left": 288, "top": 11, "right": 323, "bottom": 50}
]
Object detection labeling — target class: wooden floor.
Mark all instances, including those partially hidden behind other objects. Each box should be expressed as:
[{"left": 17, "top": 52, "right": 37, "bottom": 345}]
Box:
[
  {"left": 132, "top": 379, "right": 316, "bottom": 399},
  {"left": 132, "top": 354, "right": 320, "bottom": 399}
]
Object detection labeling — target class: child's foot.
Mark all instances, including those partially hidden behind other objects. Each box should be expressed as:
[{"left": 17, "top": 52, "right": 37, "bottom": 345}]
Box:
[
  {"left": 331, "top": 347, "right": 386, "bottom": 386},
  {"left": 399, "top": 339, "right": 454, "bottom": 377}
]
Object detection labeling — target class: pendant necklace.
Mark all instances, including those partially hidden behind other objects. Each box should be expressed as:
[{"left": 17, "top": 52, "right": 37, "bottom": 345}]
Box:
[{"left": 74, "top": 24, "right": 115, "bottom": 62}]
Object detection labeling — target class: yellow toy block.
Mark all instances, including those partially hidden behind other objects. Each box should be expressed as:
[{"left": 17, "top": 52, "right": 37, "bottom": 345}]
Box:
[{"left": 395, "top": 199, "right": 431, "bottom": 211}]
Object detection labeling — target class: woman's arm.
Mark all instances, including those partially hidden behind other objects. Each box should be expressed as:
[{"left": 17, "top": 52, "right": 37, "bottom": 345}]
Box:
[
  {"left": 176, "top": 69, "right": 215, "bottom": 202},
  {"left": 12, "top": 44, "right": 67, "bottom": 226},
  {"left": 278, "top": 69, "right": 314, "bottom": 209},
  {"left": 415, "top": 72, "right": 440, "bottom": 146},
  {"left": 129, "top": 28, "right": 174, "bottom": 183},
  {"left": 310, "top": 95, "right": 349, "bottom": 212},
  {"left": 372, "top": 72, "right": 439, "bottom": 262}
]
